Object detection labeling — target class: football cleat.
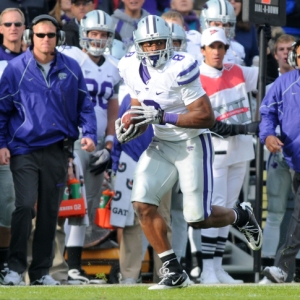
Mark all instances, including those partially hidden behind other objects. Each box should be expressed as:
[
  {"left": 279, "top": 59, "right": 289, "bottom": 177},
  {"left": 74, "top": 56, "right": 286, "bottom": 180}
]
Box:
[
  {"left": 30, "top": 275, "right": 60, "bottom": 285},
  {"left": 234, "top": 202, "right": 263, "bottom": 251},
  {"left": 148, "top": 261, "right": 190, "bottom": 290},
  {"left": 262, "top": 266, "right": 287, "bottom": 283},
  {"left": 1, "top": 270, "right": 25, "bottom": 286}
]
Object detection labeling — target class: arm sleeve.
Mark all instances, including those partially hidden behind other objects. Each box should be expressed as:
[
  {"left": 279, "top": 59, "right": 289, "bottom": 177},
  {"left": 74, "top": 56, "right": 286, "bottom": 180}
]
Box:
[
  {"left": 0, "top": 72, "right": 14, "bottom": 148},
  {"left": 259, "top": 83, "right": 280, "bottom": 144},
  {"left": 210, "top": 120, "right": 240, "bottom": 138},
  {"left": 76, "top": 68, "right": 97, "bottom": 145}
]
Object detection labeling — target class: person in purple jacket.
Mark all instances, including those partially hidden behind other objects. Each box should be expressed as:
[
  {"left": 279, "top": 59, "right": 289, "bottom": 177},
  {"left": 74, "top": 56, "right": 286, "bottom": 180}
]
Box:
[
  {"left": 259, "top": 40, "right": 300, "bottom": 283},
  {"left": 0, "top": 14, "right": 97, "bottom": 286},
  {"left": 0, "top": 7, "right": 25, "bottom": 280}
]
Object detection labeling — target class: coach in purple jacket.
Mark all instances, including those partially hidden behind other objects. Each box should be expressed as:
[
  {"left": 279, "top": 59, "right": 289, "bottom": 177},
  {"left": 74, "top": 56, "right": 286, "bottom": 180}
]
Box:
[
  {"left": 0, "top": 15, "right": 96, "bottom": 286},
  {"left": 259, "top": 41, "right": 300, "bottom": 283}
]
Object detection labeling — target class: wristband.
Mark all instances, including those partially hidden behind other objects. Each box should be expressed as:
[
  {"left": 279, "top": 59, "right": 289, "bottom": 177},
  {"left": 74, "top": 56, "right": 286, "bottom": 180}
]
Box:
[
  {"left": 104, "top": 135, "right": 114, "bottom": 143},
  {"left": 163, "top": 113, "right": 178, "bottom": 125}
]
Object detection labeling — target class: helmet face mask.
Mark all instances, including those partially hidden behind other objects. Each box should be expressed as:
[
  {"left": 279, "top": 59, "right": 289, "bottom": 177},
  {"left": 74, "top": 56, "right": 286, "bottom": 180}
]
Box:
[
  {"left": 134, "top": 15, "right": 173, "bottom": 68},
  {"left": 80, "top": 10, "right": 114, "bottom": 56},
  {"left": 200, "top": 0, "right": 236, "bottom": 40}
]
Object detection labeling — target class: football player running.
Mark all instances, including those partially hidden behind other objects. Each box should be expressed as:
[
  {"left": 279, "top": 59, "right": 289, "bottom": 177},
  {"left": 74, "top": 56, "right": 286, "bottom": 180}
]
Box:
[
  {"left": 57, "top": 10, "right": 121, "bottom": 284},
  {"left": 116, "top": 15, "right": 262, "bottom": 290}
]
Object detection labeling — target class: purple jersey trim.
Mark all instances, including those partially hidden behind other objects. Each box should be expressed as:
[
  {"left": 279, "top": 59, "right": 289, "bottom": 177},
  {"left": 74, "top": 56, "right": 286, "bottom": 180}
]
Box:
[
  {"left": 178, "top": 60, "right": 198, "bottom": 77},
  {"left": 139, "top": 62, "right": 151, "bottom": 84},
  {"left": 178, "top": 71, "right": 200, "bottom": 86},
  {"left": 199, "top": 133, "right": 213, "bottom": 219}
]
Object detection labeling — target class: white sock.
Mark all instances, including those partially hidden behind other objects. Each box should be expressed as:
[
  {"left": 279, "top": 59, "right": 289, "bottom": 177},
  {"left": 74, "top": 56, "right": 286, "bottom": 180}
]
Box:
[
  {"left": 213, "top": 257, "right": 223, "bottom": 270},
  {"left": 202, "top": 259, "right": 214, "bottom": 272}
]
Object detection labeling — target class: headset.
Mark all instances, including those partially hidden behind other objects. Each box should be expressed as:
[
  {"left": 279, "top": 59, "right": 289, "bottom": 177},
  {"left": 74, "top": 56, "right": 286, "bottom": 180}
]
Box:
[
  {"left": 288, "top": 40, "right": 300, "bottom": 69},
  {"left": 23, "top": 14, "right": 65, "bottom": 47}
]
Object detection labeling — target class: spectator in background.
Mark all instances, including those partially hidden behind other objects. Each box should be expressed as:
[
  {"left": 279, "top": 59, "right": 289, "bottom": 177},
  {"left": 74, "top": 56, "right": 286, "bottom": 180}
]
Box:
[
  {"left": 0, "top": 7, "right": 25, "bottom": 278},
  {"left": 94, "top": 0, "right": 114, "bottom": 15},
  {"left": 62, "top": 0, "right": 94, "bottom": 47},
  {"left": 111, "top": 0, "right": 149, "bottom": 52},
  {"left": 143, "top": 0, "right": 170, "bottom": 15},
  {"left": 229, "top": 0, "right": 259, "bottom": 66},
  {"left": 117, "top": 0, "right": 170, "bottom": 16},
  {"left": 170, "top": 0, "right": 200, "bottom": 31},
  {"left": 49, "top": 0, "right": 74, "bottom": 27},
  {"left": 0, "top": 0, "right": 49, "bottom": 27},
  {"left": 259, "top": 39, "right": 300, "bottom": 284},
  {"left": 283, "top": 0, "right": 300, "bottom": 38},
  {"left": 259, "top": 34, "right": 298, "bottom": 284}
]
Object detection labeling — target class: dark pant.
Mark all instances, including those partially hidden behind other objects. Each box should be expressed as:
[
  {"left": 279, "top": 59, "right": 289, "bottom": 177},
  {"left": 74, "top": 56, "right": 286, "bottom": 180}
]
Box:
[
  {"left": 8, "top": 142, "right": 68, "bottom": 282},
  {"left": 275, "top": 171, "right": 300, "bottom": 273}
]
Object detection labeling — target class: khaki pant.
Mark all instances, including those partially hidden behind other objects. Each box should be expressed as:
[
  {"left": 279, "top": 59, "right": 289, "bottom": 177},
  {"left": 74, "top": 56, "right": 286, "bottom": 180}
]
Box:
[{"left": 119, "top": 190, "right": 172, "bottom": 283}]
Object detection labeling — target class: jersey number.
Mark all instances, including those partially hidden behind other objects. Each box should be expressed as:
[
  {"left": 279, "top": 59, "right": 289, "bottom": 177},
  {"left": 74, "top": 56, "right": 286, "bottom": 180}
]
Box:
[{"left": 85, "top": 78, "right": 113, "bottom": 109}]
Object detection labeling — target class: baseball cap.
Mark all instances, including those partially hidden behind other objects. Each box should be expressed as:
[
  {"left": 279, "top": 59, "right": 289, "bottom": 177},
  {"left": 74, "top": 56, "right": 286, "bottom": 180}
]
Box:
[
  {"left": 201, "top": 27, "right": 229, "bottom": 47},
  {"left": 71, "top": 0, "right": 93, "bottom": 3}
]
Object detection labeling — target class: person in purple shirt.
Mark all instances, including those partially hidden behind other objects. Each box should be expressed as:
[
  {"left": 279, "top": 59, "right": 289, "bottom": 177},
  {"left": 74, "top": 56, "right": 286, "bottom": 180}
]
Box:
[
  {"left": 0, "top": 7, "right": 25, "bottom": 280},
  {"left": 0, "top": 8, "right": 25, "bottom": 61}
]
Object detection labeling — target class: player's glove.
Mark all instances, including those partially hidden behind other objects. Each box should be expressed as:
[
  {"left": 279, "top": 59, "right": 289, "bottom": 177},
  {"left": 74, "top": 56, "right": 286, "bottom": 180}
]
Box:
[
  {"left": 115, "top": 118, "right": 143, "bottom": 144},
  {"left": 130, "top": 106, "right": 165, "bottom": 127},
  {"left": 89, "top": 148, "right": 112, "bottom": 175},
  {"left": 234, "top": 121, "right": 260, "bottom": 136}
]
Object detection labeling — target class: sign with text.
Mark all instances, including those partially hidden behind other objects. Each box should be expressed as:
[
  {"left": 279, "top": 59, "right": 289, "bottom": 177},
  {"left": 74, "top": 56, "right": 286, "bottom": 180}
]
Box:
[{"left": 242, "top": 0, "right": 286, "bottom": 26}]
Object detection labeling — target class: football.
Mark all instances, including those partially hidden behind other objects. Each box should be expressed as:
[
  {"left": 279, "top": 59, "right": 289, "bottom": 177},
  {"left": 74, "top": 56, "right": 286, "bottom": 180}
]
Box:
[{"left": 121, "top": 109, "right": 148, "bottom": 133}]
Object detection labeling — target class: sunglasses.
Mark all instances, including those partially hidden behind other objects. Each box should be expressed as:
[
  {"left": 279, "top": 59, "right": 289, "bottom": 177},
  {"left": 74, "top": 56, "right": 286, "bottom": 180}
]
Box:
[
  {"left": 2, "top": 22, "right": 23, "bottom": 27},
  {"left": 34, "top": 32, "right": 57, "bottom": 38}
]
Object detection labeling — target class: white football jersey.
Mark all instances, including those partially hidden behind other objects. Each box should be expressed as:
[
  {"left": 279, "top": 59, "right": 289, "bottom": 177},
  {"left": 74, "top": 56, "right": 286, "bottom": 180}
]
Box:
[
  {"left": 58, "top": 46, "right": 121, "bottom": 139},
  {"left": 200, "top": 62, "right": 258, "bottom": 167},
  {"left": 186, "top": 30, "right": 201, "bottom": 64},
  {"left": 118, "top": 51, "right": 207, "bottom": 141}
]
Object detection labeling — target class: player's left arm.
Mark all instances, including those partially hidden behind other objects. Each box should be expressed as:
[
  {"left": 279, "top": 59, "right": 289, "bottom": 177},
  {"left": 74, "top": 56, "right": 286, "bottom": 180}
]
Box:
[
  {"left": 106, "top": 97, "right": 119, "bottom": 150},
  {"left": 176, "top": 94, "right": 215, "bottom": 129}
]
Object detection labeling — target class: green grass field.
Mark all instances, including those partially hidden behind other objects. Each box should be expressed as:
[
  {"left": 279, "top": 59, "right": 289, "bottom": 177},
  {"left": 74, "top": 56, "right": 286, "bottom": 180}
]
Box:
[{"left": 1, "top": 284, "right": 300, "bottom": 300}]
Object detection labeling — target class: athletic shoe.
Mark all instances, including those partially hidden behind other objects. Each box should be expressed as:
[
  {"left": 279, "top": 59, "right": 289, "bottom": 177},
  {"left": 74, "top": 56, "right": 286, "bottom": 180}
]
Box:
[
  {"left": 120, "top": 278, "right": 137, "bottom": 284},
  {"left": 68, "top": 269, "right": 90, "bottom": 285},
  {"left": 1, "top": 269, "right": 25, "bottom": 286},
  {"left": 0, "top": 265, "right": 9, "bottom": 285},
  {"left": 198, "top": 270, "right": 220, "bottom": 284},
  {"left": 215, "top": 268, "right": 244, "bottom": 284},
  {"left": 234, "top": 202, "right": 263, "bottom": 251},
  {"left": 262, "top": 266, "right": 287, "bottom": 283},
  {"left": 30, "top": 275, "right": 60, "bottom": 285},
  {"left": 68, "top": 269, "right": 107, "bottom": 285},
  {"left": 148, "top": 262, "right": 190, "bottom": 290},
  {"left": 259, "top": 276, "right": 273, "bottom": 284}
]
